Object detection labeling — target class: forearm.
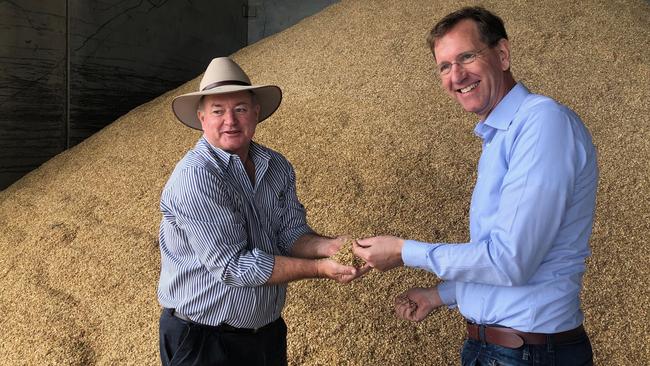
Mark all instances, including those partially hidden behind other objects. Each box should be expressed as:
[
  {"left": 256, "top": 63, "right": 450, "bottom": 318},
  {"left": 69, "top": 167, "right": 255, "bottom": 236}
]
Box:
[
  {"left": 266, "top": 255, "right": 321, "bottom": 284},
  {"left": 290, "top": 233, "right": 335, "bottom": 259}
]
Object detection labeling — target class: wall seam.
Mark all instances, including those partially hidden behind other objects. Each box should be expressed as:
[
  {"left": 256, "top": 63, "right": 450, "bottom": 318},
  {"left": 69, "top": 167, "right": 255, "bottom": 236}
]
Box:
[{"left": 65, "top": 0, "right": 70, "bottom": 149}]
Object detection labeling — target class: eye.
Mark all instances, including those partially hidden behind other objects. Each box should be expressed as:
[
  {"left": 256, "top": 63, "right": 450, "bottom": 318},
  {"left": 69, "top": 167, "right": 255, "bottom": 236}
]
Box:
[
  {"left": 212, "top": 109, "right": 224, "bottom": 115},
  {"left": 234, "top": 106, "right": 248, "bottom": 113},
  {"left": 459, "top": 52, "right": 476, "bottom": 63},
  {"left": 438, "top": 63, "right": 452, "bottom": 74}
]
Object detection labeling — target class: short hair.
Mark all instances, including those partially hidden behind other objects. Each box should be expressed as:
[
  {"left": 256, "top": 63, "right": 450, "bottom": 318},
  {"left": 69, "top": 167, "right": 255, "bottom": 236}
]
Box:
[{"left": 427, "top": 7, "right": 508, "bottom": 55}]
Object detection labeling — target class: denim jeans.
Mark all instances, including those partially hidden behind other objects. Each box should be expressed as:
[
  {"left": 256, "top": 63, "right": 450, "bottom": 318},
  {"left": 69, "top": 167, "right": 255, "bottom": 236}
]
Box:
[{"left": 460, "top": 334, "right": 593, "bottom": 366}]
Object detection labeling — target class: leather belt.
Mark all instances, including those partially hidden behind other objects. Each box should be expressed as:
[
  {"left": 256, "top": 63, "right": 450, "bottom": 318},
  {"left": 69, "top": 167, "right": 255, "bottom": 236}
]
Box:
[
  {"left": 170, "top": 309, "right": 274, "bottom": 334},
  {"left": 466, "top": 322, "right": 586, "bottom": 349}
]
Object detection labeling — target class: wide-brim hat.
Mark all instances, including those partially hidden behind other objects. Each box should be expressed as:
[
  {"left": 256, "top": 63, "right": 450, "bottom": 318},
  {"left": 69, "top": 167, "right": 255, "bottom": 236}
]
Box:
[{"left": 172, "top": 57, "right": 282, "bottom": 130}]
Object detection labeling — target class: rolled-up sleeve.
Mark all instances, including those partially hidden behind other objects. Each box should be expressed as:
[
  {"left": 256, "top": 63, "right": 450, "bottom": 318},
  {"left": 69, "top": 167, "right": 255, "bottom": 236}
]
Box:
[{"left": 170, "top": 167, "right": 274, "bottom": 287}]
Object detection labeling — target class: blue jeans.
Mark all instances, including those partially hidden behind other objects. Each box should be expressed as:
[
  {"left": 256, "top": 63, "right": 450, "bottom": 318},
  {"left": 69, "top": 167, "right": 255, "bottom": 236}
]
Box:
[{"left": 461, "top": 335, "right": 593, "bottom": 366}]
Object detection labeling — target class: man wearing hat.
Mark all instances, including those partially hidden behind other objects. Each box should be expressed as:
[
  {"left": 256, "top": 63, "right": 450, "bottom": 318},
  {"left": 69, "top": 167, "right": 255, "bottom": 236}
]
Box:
[{"left": 157, "top": 57, "right": 365, "bottom": 365}]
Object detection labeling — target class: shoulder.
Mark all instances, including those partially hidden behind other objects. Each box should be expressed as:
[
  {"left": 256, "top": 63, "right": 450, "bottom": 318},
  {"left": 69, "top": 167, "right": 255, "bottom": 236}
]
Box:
[
  {"left": 510, "top": 92, "right": 585, "bottom": 136},
  {"left": 163, "top": 149, "right": 225, "bottom": 198},
  {"left": 519, "top": 93, "right": 579, "bottom": 122}
]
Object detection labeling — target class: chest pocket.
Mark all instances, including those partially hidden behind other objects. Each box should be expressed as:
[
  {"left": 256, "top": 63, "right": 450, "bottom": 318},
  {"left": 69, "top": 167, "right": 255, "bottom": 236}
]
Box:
[{"left": 270, "top": 189, "right": 288, "bottom": 234}]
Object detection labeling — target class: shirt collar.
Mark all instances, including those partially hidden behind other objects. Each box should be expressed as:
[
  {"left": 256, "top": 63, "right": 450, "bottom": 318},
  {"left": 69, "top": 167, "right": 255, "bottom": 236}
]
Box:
[
  {"left": 474, "top": 82, "right": 530, "bottom": 138},
  {"left": 197, "top": 136, "right": 270, "bottom": 170}
]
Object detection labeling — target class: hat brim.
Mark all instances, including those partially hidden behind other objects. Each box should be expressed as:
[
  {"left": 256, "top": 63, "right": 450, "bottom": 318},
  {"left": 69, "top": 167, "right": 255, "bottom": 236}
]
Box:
[{"left": 171, "top": 85, "right": 282, "bottom": 130}]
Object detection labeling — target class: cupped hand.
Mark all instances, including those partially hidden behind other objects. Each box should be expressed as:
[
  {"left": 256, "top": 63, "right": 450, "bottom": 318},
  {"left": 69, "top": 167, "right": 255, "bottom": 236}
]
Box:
[
  {"left": 318, "top": 259, "right": 371, "bottom": 284},
  {"left": 394, "top": 287, "right": 442, "bottom": 322}
]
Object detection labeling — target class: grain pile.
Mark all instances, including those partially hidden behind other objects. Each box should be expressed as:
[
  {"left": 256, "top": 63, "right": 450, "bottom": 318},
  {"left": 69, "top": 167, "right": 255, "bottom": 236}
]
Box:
[{"left": 0, "top": 0, "right": 648, "bottom": 365}]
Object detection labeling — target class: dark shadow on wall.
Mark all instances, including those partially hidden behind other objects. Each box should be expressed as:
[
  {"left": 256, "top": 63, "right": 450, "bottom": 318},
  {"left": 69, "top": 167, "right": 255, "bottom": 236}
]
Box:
[
  {"left": 0, "top": 0, "right": 338, "bottom": 190},
  {"left": 0, "top": 0, "right": 247, "bottom": 190}
]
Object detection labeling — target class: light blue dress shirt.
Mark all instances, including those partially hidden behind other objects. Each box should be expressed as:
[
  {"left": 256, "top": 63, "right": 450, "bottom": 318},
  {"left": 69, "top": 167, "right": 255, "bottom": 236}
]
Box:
[
  {"left": 158, "top": 137, "right": 312, "bottom": 328},
  {"left": 403, "top": 83, "right": 598, "bottom": 333}
]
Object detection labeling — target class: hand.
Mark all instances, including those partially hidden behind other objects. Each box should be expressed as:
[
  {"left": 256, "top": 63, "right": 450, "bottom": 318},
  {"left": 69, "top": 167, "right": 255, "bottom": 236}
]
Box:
[
  {"left": 353, "top": 236, "right": 405, "bottom": 271},
  {"left": 321, "top": 236, "right": 347, "bottom": 258},
  {"left": 317, "top": 259, "right": 371, "bottom": 284},
  {"left": 394, "top": 287, "right": 443, "bottom": 322}
]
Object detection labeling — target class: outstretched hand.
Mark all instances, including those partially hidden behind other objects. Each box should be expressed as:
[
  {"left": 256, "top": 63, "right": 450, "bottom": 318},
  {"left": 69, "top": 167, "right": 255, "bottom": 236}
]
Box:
[
  {"left": 394, "top": 287, "right": 443, "bottom": 322},
  {"left": 352, "top": 236, "right": 405, "bottom": 271},
  {"left": 318, "top": 259, "right": 371, "bottom": 284}
]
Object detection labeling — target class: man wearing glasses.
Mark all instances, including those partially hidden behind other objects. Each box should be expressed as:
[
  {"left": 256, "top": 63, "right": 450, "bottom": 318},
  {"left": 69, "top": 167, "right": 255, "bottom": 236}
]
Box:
[{"left": 354, "top": 6, "right": 597, "bottom": 365}]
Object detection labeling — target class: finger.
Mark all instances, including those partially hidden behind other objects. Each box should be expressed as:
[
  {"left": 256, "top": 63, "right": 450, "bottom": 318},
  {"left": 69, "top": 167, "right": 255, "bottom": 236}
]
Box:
[
  {"left": 416, "top": 309, "right": 428, "bottom": 322},
  {"left": 354, "top": 238, "right": 371, "bottom": 248},
  {"left": 395, "top": 303, "right": 409, "bottom": 319},
  {"left": 395, "top": 293, "right": 409, "bottom": 305},
  {"left": 358, "top": 264, "right": 373, "bottom": 274},
  {"left": 407, "top": 305, "right": 419, "bottom": 321}
]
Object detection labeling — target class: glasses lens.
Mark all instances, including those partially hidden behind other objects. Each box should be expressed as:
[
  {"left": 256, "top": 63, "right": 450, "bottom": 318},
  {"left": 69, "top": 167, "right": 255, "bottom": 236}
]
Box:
[
  {"left": 459, "top": 52, "right": 477, "bottom": 64},
  {"left": 438, "top": 64, "right": 451, "bottom": 76}
]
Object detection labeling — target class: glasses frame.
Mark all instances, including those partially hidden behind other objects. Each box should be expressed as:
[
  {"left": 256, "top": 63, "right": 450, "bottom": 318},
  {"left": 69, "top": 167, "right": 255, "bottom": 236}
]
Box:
[{"left": 436, "top": 46, "right": 489, "bottom": 77}]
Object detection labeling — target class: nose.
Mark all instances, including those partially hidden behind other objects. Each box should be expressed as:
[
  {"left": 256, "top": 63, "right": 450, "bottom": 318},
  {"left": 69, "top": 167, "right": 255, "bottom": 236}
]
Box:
[
  {"left": 223, "top": 109, "right": 237, "bottom": 125},
  {"left": 450, "top": 62, "right": 467, "bottom": 83}
]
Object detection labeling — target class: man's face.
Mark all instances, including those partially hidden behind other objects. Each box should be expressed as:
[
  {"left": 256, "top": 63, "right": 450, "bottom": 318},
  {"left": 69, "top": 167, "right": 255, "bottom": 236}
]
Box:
[
  {"left": 433, "top": 19, "right": 511, "bottom": 120},
  {"left": 197, "top": 91, "right": 260, "bottom": 157}
]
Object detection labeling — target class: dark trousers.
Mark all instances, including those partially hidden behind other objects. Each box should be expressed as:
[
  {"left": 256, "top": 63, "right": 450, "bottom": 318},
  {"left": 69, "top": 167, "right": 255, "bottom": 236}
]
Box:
[
  {"left": 461, "top": 332, "right": 593, "bottom": 366},
  {"left": 159, "top": 308, "right": 287, "bottom": 366}
]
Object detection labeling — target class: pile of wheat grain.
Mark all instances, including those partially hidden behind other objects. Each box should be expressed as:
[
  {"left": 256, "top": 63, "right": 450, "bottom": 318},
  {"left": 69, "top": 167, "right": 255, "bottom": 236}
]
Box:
[{"left": 0, "top": 0, "right": 648, "bottom": 364}]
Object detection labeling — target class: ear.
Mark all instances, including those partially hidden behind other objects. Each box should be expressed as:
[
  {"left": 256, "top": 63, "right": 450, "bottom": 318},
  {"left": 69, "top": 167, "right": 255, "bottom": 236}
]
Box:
[
  {"left": 197, "top": 109, "right": 206, "bottom": 126},
  {"left": 496, "top": 38, "right": 511, "bottom": 71},
  {"left": 254, "top": 103, "right": 261, "bottom": 121}
]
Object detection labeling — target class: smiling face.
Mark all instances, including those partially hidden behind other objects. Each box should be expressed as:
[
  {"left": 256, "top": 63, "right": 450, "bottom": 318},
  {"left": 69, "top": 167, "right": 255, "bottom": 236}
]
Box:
[
  {"left": 197, "top": 91, "right": 260, "bottom": 159},
  {"left": 433, "top": 19, "right": 514, "bottom": 121}
]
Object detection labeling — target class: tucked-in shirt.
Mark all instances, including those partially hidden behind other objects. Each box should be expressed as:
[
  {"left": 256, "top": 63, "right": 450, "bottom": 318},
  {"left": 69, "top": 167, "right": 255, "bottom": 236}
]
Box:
[
  {"left": 403, "top": 83, "right": 598, "bottom": 333},
  {"left": 157, "top": 137, "right": 312, "bottom": 328}
]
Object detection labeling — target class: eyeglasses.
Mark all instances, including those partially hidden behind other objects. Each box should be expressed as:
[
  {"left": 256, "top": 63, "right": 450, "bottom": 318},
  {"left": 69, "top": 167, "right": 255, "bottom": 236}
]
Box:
[{"left": 435, "top": 47, "right": 489, "bottom": 76}]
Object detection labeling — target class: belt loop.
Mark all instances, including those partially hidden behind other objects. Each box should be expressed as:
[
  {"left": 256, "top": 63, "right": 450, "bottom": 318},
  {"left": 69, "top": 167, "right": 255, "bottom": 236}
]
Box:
[
  {"left": 546, "top": 334, "right": 553, "bottom": 352},
  {"left": 479, "top": 324, "right": 487, "bottom": 344}
]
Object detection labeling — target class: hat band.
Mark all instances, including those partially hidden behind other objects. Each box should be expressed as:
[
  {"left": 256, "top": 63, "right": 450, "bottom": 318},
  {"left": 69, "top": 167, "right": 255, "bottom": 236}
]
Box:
[{"left": 202, "top": 80, "right": 251, "bottom": 91}]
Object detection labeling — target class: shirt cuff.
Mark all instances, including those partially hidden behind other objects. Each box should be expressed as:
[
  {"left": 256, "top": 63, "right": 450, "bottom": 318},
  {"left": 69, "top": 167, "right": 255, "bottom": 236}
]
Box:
[
  {"left": 402, "top": 239, "right": 439, "bottom": 270},
  {"left": 437, "top": 281, "right": 457, "bottom": 308},
  {"left": 252, "top": 248, "right": 276, "bottom": 284}
]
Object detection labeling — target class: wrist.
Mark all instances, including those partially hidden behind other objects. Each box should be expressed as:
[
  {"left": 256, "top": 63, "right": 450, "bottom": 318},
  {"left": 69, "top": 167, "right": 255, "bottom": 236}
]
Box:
[
  {"left": 314, "top": 259, "right": 325, "bottom": 278},
  {"left": 397, "top": 238, "right": 405, "bottom": 263},
  {"left": 427, "top": 287, "right": 443, "bottom": 308}
]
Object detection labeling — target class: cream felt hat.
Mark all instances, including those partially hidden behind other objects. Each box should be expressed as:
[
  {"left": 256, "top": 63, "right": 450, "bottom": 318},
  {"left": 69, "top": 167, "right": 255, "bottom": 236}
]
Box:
[{"left": 171, "top": 57, "right": 282, "bottom": 130}]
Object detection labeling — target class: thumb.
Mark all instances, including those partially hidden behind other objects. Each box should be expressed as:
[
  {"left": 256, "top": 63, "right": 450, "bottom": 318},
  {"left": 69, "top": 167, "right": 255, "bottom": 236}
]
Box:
[{"left": 355, "top": 237, "right": 371, "bottom": 248}]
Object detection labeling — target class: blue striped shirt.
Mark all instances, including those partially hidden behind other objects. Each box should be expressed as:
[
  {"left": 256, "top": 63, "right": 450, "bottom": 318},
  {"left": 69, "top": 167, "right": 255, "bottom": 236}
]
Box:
[
  {"left": 157, "top": 137, "right": 313, "bottom": 328},
  {"left": 403, "top": 83, "right": 598, "bottom": 333}
]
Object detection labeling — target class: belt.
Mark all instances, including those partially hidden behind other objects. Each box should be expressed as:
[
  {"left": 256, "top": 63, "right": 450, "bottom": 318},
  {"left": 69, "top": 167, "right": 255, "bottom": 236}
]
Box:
[
  {"left": 169, "top": 309, "right": 275, "bottom": 334},
  {"left": 466, "top": 322, "right": 587, "bottom": 349}
]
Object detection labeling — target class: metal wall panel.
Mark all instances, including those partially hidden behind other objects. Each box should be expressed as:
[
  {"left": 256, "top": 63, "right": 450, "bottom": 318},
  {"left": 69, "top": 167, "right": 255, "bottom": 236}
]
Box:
[
  {"left": 0, "top": 1, "right": 67, "bottom": 189},
  {"left": 0, "top": 0, "right": 247, "bottom": 190}
]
